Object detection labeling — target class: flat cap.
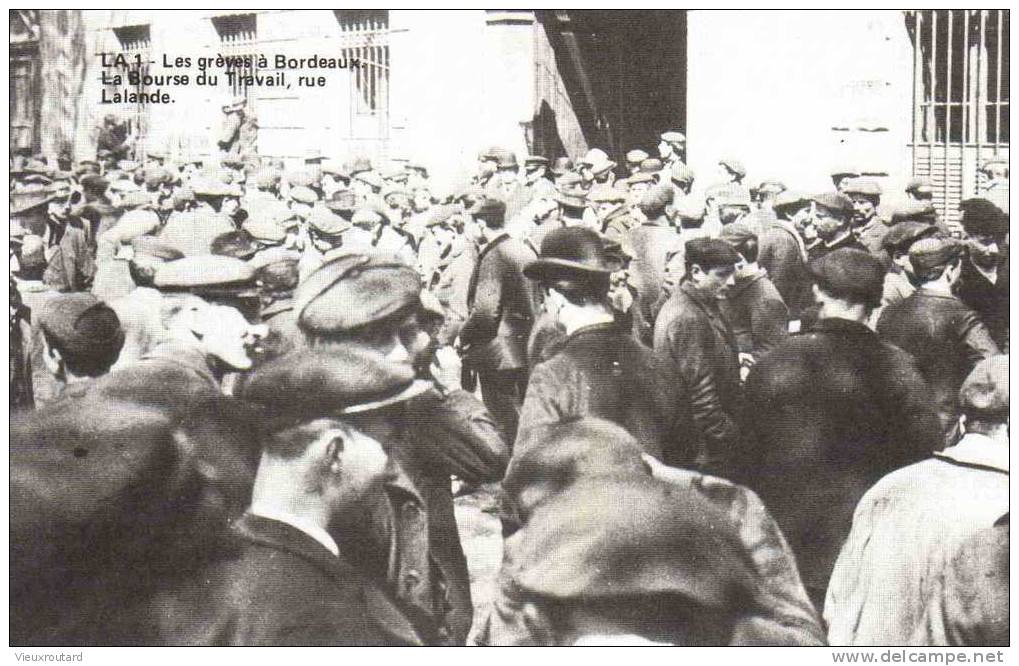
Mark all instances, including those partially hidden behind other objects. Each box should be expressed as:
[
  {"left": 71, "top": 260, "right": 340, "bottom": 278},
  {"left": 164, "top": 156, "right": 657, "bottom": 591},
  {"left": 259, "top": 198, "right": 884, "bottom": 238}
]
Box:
[
  {"left": 320, "top": 160, "right": 350, "bottom": 179},
  {"left": 718, "top": 158, "right": 746, "bottom": 178},
  {"left": 719, "top": 220, "right": 758, "bottom": 252},
  {"left": 831, "top": 166, "right": 860, "bottom": 179},
  {"left": 107, "top": 209, "right": 161, "bottom": 244},
  {"left": 119, "top": 190, "right": 153, "bottom": 209},
  {"left": 382, "top": 183, "right": 410, "bottom": 201},
  {"left": 326, "top": 189, "right": 358, "bottom": 213},
  {"left": 36, "top": 293, "right": 124, "bottom": 361},
  {"left": 80, "top": 175, "right": 109, "bottom": 198},
  {"left": 154, "top": 256, "right": 256, "bottom": 291},
  {"left": 143, "top": 166, "right": 172, "bottom": 189},
  {"left": 625, "top": 149, "right": 650, "bottom": 165},
  {"left": 295, "top": 254, "right": 423, "bottom": 336},
  {"left": 253, "top": 255, "right": 300, "bottom": 294},
  {"left": 685, "top": 237, "right": 739, "bottom": 270},
  {"left": 960, "top": 197, "right": 1008, "bottom": 236},
  {"left": 494, "top": 150, "right": 519, "bottom": 170},
  {"left": 808, "top": 248, "right": 884, "bottom": 306},
  {"left": 288, "top": 185, "right": 318, "bottom": 205},
  {"left": 307, "top": 207, "right": 352, "bottom": 236},
  {"left": 660, "top": 131, "right": 686, "bottom": 143},
  {"left": 211, "top": 230, "right": 261, "bottom": 260},
  {"left": 811, "top": 191, "right": 855, "bottom": 215},
  {"left": 348, "top": 157, "right": 373, "bottom": 175},
  {"left": 351, "top": 208, "right": 384, "bottom": 227},
  {"left": 637, "top": 184, "right": 674, "bottom": 218},
  {"left": 243, "top": 347, "right": 431, "bottom": 420},
  {"left": 881, "top": 220, "right": 938, "bottom": 252},
  {"left": 524, "top": 155, "right": 548, "bottom": 168},
  {"left": 254, "top": 167, "right": 282, "bottom": 189},
  {"left": 908, "top": 236, "right": 963, "bottom": 277},
  {"left": 673, "top": 198, "right": 706, "bottom": 221},
  {"left": 550, "top": 157, "right": 573, "bottom": 176},
  {"left": 423, "top": 204, "right": 458, "bottom": 229},
  {"left": 904, "top": 176, "right": 934, "bottom": 195},
  {"left": 382, "top": 165, "right": 409, "bottom": 183},
  {"left": 842, "top": 178, "right": 883, "bottom": 198},
  {"left": 116, "top": 160, "right": 140, "bottom": 173},
  {"left": 889, "top": 201, "right": 937, "bottom": 224},
  {"left": 772, "top": 190, "right": 811, "bottom": 214},
  {"left": 470, "top": 197, "right": 507, "bottom": 224},
  {"left": 172, "top": 187, "right": 195, "bottom": 207},
  {"left": 191, "top": 178, "right": 241, "bottom": 197},
  {"left": 669, "top": 162, "right": 696, "bottom": 185},
  {"left": 959, "top": 355, "right": 1009, "bottom": 420},
  {"left": 588, "top": 184, "right": 627, "bottom": 204},
  {"left": 640, "top": 158, "right": 664, "bottom": 173},
  {"left": 353, "top": 170, "right": 383, "bottom": 190},
  {"left": 108, "top": 178, "right": 141, "bottom": 193},
  {"left": 286, "top": 169, "right": 317, "bottom": 189},
  {"left": 627, "top": 171, "right": 655, "bottom": 186},
  {"left": 131, "top": 236, "right": 185, "bottom": 262}
]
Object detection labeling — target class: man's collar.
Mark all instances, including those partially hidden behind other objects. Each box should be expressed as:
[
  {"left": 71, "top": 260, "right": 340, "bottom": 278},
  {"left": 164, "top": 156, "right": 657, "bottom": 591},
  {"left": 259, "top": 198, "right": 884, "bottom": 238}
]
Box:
[
  {"left": 936, "top": 433, "right": 1009, "bottom": 474},
  {"left": 248, "top": 505, "right": 340, "bottom": 557},
  {"left": 824, "top": 230, "right": 855, "bottom": 248},
  {"left": 565, "top": 314, "right": 617, "bottom": 338},
  {"left": 809, "top": 316, "right": 874, "bottom": 336}
]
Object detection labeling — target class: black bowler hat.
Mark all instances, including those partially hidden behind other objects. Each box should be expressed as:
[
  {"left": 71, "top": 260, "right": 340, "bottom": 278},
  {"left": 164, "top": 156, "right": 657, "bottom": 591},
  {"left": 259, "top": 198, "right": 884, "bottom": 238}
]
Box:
[{"left": 524, "top": 226, "right": 624, "bottom": 283}]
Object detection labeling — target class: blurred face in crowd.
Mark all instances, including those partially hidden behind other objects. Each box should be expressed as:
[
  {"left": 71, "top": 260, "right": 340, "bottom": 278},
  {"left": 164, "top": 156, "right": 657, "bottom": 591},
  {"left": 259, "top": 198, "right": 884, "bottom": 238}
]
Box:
[
  {"left": 525, "top": 165, "right": 546, "bottom": 185},
  {"left": 478, "top": 157, "right": 497, "bottom": 178},
  {"left": 658, "top": 140, "right": 681, "bottom": 161},
  {"left": 689, "top": 262, "right": 735, "bottom": 297},
  {"left": 222, "top": 196, "right": 241, "bottom": 217},
  {"left": 595, "top": 200, "right": 621, "bottom": 221},
  {"left": 412, "top": 188, "right": 432, "bottom": 213},
  {"left": 168, "top": 299, "right": 262, "bottom": 371},
  {"left": 813, "top": 204, "right": 849, "bottom": 241},
  {"left": 849, "top": 195, "right": 878, "bottom": 225},
  {"left": 349, "top": 308, "right": 434, "bottom": 373},
  {"left": 718, "top": 204, "right": 748, "bottom": 226},
  {"left": 498, "top": 167, "right": 519, "bottom": 187},
  {"left": 629, "top": 181, "right": 650, "bottom": 200},
  {"left": 967, "top": 233, "right": 1003, "bottom": 269}
]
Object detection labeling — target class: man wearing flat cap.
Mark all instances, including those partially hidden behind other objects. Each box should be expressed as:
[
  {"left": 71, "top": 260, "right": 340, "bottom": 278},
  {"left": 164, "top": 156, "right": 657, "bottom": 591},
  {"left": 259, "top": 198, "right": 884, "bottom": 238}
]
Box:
[
  {"left": 658, "top": 130, "right": 686, "bottom": 169},
  {"left": 461, "top": 196, "right": 541, "bottom": 445},
  {"left": 291, "top": 254, "right": 508, "bottom": 644},
  {"left": 876, "top": 219, "right": 938, "bottom": 309},
  {"left": 843, "top": 178, "right": 890, "bottom": 265},
  {"left": 522, "top": 155, "right": 556, "bottom": 200},
  {"left": 807, "top": 192, "right": 868, "bottom": 261},
  {"left": 589, "top": 184, "right": 634, "bottom": 241},
  {"left": 653, "top": 237, "right": 743, "bottom": 477},
  {"left": 758, "top": 190, "right": 811, "bottom": 318},
  {"left": 826, "top": 355, "right": 1008, "bottom": 646},
  {"left": 955, "top": 198, "right": 1009, "bottom": 351},
  {"left": 625, "top": 148, "right": 650, "bottom": 175},
  {"left": 158, "top": 179, "right": 236, "bottom": 256},
  {"left": 624, "top": 184, "right": 683, "bottom": 345},
  {"left": 154, "top": 347, "right": 432, "bottom": 645},
  {"left": 34, "top": 293, "right": 125, "bottom": 399},
  {"left": 96, "top": 256, "right": 265, "bottom": 418},
  {"left": 878, "top": 237, "right": 999, "bottom": 443},
  {"left": 42, "top": 189, "right": 98, "bottom": 293},
  {"left": 830, "top": 167, "right": 860, "bottom": 194},
  {"left": 515, "top": 227, "right": 670, "bottom": 462},
  {"left": 742, "top": 248, "right": 941, "bottom": 610}
]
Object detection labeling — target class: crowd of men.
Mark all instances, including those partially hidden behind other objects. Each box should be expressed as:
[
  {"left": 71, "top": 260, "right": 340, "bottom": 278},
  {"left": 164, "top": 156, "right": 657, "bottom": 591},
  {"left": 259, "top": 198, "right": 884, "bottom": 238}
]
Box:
[{"left": 9, "top": 116, "right": 1010, "bottom": 646}]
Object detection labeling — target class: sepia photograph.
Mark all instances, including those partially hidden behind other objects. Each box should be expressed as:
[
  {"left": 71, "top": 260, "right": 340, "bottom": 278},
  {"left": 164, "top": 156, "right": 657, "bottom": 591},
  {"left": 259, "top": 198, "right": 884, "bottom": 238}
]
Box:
[{"left": 7, "top": 7, "right": 1010, "bottom": 653}]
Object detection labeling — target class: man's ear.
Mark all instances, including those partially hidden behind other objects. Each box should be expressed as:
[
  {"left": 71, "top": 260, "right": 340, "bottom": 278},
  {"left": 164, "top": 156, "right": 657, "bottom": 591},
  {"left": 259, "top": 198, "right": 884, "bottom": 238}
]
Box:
[{"left": 688, "top": 263, "right": 705, "bottom": 282}]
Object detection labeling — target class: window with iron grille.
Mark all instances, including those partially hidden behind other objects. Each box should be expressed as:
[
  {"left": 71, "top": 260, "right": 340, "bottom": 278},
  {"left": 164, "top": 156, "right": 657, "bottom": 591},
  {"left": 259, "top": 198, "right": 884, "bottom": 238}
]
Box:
[
  {"left": 333, "top": 10, "right": 389, "bottom": 118},
  {"left": 213, "top": 13, "right": 258, "bottom": 101},
  {"left": 907, "top": 10, "right": 1009, "bottom": 222}
]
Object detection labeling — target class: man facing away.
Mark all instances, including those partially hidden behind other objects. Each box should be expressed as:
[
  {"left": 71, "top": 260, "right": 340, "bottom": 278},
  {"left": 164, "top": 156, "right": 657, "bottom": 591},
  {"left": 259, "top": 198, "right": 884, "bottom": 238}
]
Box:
[{"left": 741, "top": 249, "right": 942, "bottom": 609}]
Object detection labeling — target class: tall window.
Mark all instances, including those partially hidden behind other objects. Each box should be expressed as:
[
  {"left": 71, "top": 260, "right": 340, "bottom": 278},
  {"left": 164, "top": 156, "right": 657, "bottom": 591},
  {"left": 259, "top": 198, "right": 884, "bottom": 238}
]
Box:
[
  {"left": 213, "top": 13, "right": 257, "bottom": 101},
  {"left": 907, "top": 10, "right": 1008, "bottom": 222},
  {"left": 10, "top": 10, "right": 40, "bottom": 154},
  {"left": 110, "top": 24, "right": 151, "bottom": 145},
  {"left": 334, "top": 11, "right": 389, "bottom": 119}
]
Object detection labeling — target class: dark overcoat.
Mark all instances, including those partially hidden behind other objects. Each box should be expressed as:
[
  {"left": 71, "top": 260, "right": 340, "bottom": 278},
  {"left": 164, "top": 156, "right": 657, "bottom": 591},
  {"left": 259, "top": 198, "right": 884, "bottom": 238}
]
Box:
[
  {"left": 461, "top": 234, "right": 540, "bottom": 373},
  {"left": 151, "top": 514, "right": 427, "bottom": 646},
  {"left": 877, "top": 290, "right": 1000, "bottom": 439},
  {"left": 741, "top": 317, "right": 942, "bottom": 597}
]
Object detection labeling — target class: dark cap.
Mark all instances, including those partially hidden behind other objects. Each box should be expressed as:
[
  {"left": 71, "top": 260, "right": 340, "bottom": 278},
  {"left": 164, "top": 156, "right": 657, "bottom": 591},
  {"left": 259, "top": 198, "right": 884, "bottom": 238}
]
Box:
[
  {"left": 881, "top": 220, "right": 938, "bottom": 253},
  {"left": 525, "top": 227, "right": 624, "bottom": 283},
  {"left": 811, "top": 191, "right": 855, "bottom": 216},
  {"left": 80, "top": 175, "right": 109, "bottom": 199},
  {"left": 959, "top": 355, "right": 1009, "bottom": 420},
  {"left": 718, "top": 220, "right": 758, "bottom": 255},
  {"left": 470, "top": 197, "right": 506, "bottom": 225},
  {"left": 211, "top": 230, "right": 261, "bottom": 260},
  {"left": 808, "top": 248, "right": 884, "bottom": 307},
  {"left": 685, "top": 237, "right": 740, "bottom": 271},
  {"left": 889, "top": 201, "right": 938, "bottom": 224},
  {"left": 908, "top": 236, "right": 963, "bottom": 278},
  {"left": 243, "top": 347, "right": 432, "bottom": 422},
  {"left": 960, "top": 197, "right": 1008, "bottom": 237},
  {"left": 37, "top": 293, "right": 124, "bottom": 362},
  {"left": 295, "top": 254, "right": 423, "bottom": 336}
]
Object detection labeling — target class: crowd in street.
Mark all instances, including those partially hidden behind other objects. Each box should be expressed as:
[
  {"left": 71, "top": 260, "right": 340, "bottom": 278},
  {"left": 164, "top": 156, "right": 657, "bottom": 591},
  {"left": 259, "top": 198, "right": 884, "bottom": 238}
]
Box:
[{"left": 9, "top": 103, "right": 1011, "bottom": 646}]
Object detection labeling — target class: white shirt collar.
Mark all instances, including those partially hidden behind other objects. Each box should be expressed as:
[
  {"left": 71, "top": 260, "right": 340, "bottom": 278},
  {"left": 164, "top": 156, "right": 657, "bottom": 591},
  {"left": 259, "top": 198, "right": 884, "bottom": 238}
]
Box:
[
  {"left": 248, "top": 505, "right": 340, "bottom": 557},
  {"left": 936, "top": 433, "right": 1009, "bottom": 474}
]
